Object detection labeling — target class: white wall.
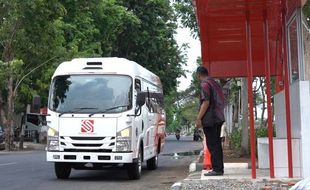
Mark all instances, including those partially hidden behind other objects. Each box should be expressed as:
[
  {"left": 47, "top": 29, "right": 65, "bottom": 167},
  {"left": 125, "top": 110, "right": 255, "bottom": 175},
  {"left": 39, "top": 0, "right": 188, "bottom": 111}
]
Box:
[
  {"left": 299, "top": 81, "right": 310, "bottom": 177},
  {"left": 274, "top": 81, "right": 310, "bottom": 177},
  {"left": 274, "top": 82, "right": 301, "bottom": 139}
]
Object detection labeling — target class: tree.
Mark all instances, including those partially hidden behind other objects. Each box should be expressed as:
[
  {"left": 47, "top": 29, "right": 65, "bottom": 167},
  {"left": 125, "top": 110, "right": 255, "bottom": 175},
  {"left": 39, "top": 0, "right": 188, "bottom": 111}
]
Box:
[
  {"left": 174, "top": 0, "right": 199, "bottom": 38},
  {"left": 0, "top": 0, "right": 66, "bottom": 150},
  {"left": 240, "top": 78, "right": 249, "bottom": 155},
  {"left": 165, "top": 57, "right": 201, "bottom": 132},
  {"left": 0, "top": 0, "right": 188, "bottom": 150},
  {"left": 113, "top": 0, "right": 187, "bottom": 94}
]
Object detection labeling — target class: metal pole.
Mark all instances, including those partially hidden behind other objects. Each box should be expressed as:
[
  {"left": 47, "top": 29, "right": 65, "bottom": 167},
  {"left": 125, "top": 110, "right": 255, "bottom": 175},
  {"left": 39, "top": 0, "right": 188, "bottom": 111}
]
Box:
[
  {"left": 246, "top": 10, "right": 256, "bottom": 179},
  {"left": 263, "top": 10, "right": 275, "bottom": 178},
  {"left": 281, "top": 8, "right": 294, "bottom": 178}
]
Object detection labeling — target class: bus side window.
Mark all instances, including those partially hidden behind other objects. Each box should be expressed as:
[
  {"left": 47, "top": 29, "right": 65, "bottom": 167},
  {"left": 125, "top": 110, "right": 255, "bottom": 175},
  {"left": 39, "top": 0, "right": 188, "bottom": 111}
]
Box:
[
  {"left": 135, "top": 79, "right": 141, "bottom": 92},
  {"left": 145, "top": 98, "right": 153, "bottom": 113}
]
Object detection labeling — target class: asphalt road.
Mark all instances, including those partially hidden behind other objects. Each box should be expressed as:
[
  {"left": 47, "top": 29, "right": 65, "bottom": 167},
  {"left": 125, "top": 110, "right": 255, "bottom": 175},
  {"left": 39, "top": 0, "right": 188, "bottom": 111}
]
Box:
[{"left": 0, "top": 135, "right": 202, "bottom": 190}]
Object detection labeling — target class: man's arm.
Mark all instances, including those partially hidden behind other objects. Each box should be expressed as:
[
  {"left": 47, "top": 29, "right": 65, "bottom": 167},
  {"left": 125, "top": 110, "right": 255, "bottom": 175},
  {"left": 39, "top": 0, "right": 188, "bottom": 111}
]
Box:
[
  {"left": 196, "top": 80, "right": 211, "bottom": 128},
  {"left": 197, "top": 100, "right": 209, "bottom": 120},
  {"left": 196, "top": 100, "right": 209, "bottom": 128}
]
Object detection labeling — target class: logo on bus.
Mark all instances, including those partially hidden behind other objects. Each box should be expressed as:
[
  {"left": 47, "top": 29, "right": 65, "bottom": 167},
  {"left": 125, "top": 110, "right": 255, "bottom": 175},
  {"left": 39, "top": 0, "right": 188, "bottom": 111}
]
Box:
[{"left": 81, "top": 120, "right": 94, "bottom": 133}]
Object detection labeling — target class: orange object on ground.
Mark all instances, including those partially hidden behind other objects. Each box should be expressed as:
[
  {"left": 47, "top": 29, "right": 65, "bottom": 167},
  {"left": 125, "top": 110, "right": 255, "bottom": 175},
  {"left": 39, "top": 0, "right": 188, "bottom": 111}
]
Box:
[{"left": 203, "top": 134, "right": 212, "bottom": 170}]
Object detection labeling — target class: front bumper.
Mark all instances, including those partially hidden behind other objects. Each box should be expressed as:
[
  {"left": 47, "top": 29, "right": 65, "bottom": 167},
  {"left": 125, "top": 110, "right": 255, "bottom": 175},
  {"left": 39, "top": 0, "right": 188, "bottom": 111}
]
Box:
[{"left": 46, "top": 151, "right": 135, "bottom": 163}]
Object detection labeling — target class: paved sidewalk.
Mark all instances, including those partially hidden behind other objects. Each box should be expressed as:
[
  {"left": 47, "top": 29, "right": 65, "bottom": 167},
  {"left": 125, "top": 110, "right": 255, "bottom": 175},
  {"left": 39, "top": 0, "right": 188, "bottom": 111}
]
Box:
[
  {"left": 171, "top": 153, "right": 301, "bottom": 190},
  {"left": 22, "top": 142, "right": 46, "bottom": 150},
  {"left": 0, "top": 142, "right": 45, "bottom": 154}
]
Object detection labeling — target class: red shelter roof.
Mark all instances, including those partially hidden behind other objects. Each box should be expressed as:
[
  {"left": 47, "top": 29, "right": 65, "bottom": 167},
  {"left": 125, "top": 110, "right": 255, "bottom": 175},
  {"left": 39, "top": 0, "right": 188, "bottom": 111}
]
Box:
[
  {"left": 194, "top": 0, "right": 302, "bottom": 78},
  {"left": 194, "top": 0, "right": 305, "bottom": 179}
]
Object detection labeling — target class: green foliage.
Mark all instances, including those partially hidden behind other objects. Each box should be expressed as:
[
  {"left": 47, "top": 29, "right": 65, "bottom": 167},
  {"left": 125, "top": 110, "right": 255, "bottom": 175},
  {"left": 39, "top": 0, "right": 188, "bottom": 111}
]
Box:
[
  {"left": 303, "top": 1, "right": 310, "bottom": 25},
  {"left": 230, "top": 128, "right": 242, "bottom": 150},
  {"left": 0, "top": 0, "right": 67, "bottom": 113},
  {"left": 0, "top": 0, "right": 187, "bottom": 117},
  {"left": 255, "top": 127, "right": 268, "bottom": 139},
  {"left": 181, "top": 99, "right": 199, "bottom": 125},
  {"left": 189, "top": 57, "right": 201, "bottom": 95},
  {"left": 173, "top": 0, "right": 199, "bottom": 38},
  {"left": 164, "top": 90, "right": 199, "bottom": 133},
  {"left": 229, "top": 126, "right": 276, "bottom": 154},
  {"left": 165, "top": 57, "right": 202, "bottom": 132},
  {"left": 114, "top": 0, "right": 187, "bottom": 94},
  {"left": 164, "top": 91, "right": 180, "bottom": 132},
  {"left": 228, "top": 79, "right": 241, "bottom": 105}
]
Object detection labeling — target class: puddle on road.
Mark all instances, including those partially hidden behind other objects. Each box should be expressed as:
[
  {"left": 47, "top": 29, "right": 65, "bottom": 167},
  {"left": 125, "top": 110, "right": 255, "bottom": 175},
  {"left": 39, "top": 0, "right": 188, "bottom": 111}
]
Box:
[{"left": 161, "top": 149, "right": 201, "bottom": 160}]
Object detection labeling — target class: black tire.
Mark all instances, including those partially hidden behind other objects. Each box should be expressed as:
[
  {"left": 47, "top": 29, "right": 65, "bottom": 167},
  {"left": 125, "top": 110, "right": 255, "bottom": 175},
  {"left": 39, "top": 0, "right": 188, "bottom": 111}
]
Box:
[
  {"left": 127, "top": 148, "right": 142, "bottom": 180},
  {"left": 146, "top": 154, "right": 158, "bottom": 170},
  {"left": 54, "top": 162, "right": 71, "bottom": 179}
]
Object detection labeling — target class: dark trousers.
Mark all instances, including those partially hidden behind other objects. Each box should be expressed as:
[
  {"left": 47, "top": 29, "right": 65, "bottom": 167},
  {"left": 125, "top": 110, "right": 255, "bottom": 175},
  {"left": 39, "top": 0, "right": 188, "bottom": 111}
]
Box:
[{"left": 203, "top": 123, "right": 224, "bottom": 173}]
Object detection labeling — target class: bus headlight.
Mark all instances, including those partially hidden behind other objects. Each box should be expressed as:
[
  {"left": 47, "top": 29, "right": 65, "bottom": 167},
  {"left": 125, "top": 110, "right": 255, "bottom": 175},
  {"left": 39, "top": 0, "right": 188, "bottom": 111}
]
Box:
[
  {"left": 47, "top": 128, "right": 59, "bottom": 151},
  {"left": 116, "top": 127, "right": 131, "bottom": 152}
]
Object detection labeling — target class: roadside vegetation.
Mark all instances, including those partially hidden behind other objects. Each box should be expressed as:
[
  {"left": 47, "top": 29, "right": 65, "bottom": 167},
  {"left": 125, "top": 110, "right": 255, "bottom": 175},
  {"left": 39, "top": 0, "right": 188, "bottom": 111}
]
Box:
[{"left": 0, "top": 0, "right": 187, "bottom": 151}]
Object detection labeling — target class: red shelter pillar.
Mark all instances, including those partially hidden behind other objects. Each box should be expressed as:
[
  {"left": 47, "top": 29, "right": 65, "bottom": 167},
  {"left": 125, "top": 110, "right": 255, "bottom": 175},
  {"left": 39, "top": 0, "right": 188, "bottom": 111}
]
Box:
[
  {"left": 246, "top": 9, "right": 256, "bottom": 179},
  {"left": 281, "top": 6, "right": 293, "bottom": 177},
  {"left": 263, "top": 8, "right": 275, "bottom": 178}
]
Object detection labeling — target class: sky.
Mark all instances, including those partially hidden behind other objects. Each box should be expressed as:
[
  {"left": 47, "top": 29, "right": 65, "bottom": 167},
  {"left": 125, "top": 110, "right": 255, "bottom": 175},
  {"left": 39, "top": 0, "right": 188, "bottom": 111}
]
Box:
[{"left": 175, "top": 27, "right": 201, "bottom": 91}]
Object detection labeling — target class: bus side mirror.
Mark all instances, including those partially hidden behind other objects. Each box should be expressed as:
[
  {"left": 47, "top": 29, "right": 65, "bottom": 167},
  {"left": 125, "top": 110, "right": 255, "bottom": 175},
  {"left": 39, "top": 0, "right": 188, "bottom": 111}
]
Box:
[{"left": 136, "top": 93, "right": 146, "bottom": 108}]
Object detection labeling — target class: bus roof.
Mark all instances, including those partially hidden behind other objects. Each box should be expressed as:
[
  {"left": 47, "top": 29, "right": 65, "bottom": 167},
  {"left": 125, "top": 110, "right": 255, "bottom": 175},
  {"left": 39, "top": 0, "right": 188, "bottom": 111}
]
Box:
[{"left": 52, "top": 57, "right": 162, "bottom": 88}]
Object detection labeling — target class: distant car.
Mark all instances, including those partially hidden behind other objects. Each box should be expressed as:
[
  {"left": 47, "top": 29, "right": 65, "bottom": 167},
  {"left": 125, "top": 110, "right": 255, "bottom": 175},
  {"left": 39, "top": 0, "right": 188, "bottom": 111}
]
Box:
[{"left": 0, "top": 126, "right": 4, "bottom": 144}]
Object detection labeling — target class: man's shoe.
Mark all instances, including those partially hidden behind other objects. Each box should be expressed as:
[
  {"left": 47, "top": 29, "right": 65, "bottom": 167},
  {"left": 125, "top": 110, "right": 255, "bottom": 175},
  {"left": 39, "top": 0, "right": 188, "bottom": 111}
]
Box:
[{"left": 204, "top": 170, "right": 224, "bottom": 176}]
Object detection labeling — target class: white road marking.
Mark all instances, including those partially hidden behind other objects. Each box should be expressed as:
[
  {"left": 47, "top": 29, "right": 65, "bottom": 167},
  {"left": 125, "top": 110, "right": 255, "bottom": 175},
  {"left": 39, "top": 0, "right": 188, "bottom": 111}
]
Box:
[{"left": 0, "top": 162, "right": 17, "bottom": 166}]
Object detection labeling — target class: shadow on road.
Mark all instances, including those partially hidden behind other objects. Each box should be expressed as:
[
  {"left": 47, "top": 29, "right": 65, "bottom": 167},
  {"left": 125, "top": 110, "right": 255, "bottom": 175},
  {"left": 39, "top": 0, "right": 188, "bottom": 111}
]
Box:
[{"left": 64, "top": 167, "right": 153, "bottom": 182}]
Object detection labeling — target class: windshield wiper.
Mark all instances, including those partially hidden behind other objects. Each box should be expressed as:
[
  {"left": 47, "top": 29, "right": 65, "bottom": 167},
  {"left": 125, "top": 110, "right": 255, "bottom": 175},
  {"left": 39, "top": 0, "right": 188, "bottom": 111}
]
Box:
[
  {"left": 105, "top": 105, "right": 130, "bottom": 111},
  {"left": 59, "top": 107, "right": 98, "bottom": 116},
  {"left": 89, "top": 105, "right": 130, "bottom": 117}
]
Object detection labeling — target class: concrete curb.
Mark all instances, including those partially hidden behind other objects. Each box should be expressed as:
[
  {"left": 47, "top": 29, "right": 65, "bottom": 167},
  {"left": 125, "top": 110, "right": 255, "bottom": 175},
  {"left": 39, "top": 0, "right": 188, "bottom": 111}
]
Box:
[
  {"left": 189, "top": 150, "right": 204, "bottom": 173},
  {"left": 170, "top": 182, "right": 182, "bottom": 190},
  {"left": 170, "top": 150, "right": 203, "bottom": 190},
  {"left": 170, "top": 149, "right": 252, "bottom": 190},
  {"left": 22, "top": 143, "right": 46, "bottom": 151}
]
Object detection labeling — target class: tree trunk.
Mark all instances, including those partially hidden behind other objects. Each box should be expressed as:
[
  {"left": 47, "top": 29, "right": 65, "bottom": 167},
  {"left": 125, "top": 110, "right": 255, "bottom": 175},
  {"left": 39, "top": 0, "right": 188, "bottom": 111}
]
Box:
[
  {"left": 2, "top": 40, "right": 16, "bottom": 151},
  {"left": 19, "top": 113, "right": 26, "bottom": 150},
  {"left": 232, "top": 88, "right": 240, "bottom": 132},
  {"left": 5, "top": 74, "right": 15, "bottom": 151},
  {"left": 254, "top": 94, "right": 257, "bottom": 120},
  {"left": 0, "top": 94, "right": 7, "bottom": 127},
  {"left": 232, "top": 102, "right": 239, "bottom": 126},
  {"left": 261, "top": 104, "right": 266, "bottom": 127},
  {"left": 241, "top": 78, "right": 249, "bottom": 155},
  {"left": 260, "top": 78, "right": 266, "bottom": 127}
]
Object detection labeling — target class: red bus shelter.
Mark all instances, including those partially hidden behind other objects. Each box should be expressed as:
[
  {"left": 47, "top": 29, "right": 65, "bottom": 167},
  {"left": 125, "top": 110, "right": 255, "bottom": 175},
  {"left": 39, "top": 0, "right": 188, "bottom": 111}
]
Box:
[{"left": 194, "top": 0, "right": 310, "bottom": 179}]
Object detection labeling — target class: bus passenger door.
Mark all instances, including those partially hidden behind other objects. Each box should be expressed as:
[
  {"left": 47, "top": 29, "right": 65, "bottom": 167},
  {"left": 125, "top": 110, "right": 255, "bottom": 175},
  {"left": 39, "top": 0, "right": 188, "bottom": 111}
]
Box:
[{"left": 144, "top": 98, "right": 156, "bottom": 160}]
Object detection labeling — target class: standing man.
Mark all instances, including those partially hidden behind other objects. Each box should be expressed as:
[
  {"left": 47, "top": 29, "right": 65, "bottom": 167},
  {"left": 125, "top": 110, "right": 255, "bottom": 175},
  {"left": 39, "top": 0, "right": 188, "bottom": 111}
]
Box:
[{"left": 195, "top": 66, "right": 225, "bottom": 176}]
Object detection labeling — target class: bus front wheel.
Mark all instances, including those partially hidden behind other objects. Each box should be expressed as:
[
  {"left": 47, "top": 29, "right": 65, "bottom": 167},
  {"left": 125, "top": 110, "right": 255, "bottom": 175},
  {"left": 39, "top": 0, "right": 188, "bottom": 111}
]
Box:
[
  {"left": 127, "top": 148, "right": 142, "bottom": 180},
  {"left": 54, "top": 162, "right": 71, "bottom": 179}
]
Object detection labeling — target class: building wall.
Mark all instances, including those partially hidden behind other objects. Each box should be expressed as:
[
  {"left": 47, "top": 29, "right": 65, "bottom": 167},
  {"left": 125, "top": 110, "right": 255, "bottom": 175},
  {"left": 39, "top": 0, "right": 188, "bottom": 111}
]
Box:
[
  {"left": 274, "top": 82, "right": 301, "bottom": 139},
  {"left": 274, "top": 81, "right": 310, "bottom": 177},
  {"left": 299, "top": 81, "right": 310, "bottom": 177}
]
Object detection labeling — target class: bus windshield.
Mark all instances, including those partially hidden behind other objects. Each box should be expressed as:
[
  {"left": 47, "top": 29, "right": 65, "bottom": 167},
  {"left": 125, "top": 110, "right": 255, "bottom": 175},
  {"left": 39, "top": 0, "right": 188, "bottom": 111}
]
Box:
[{"left": 49, "top": 75, "right": 132, "bottom": 114}]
